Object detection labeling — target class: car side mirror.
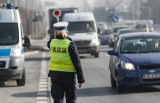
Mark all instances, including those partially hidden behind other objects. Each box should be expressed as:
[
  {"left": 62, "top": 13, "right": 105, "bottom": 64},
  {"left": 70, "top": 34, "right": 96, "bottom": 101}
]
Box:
[
  {"left": 97, "top": 28, "right": 101, "bottom": 34},
  {"left": 108, "top": 50, "right": 117, "bottom": 55},
  {"left": 23, "top": 35, "right": 31, "bottom": 49}
]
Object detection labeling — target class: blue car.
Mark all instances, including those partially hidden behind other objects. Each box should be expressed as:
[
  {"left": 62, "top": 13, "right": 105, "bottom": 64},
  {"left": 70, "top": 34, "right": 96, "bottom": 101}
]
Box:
[
  {"left": 100, "top": 29, "right": 111, "bottom": 45},
  {"left": 108, "top": 32, "right": 160, "bottom": 92}
]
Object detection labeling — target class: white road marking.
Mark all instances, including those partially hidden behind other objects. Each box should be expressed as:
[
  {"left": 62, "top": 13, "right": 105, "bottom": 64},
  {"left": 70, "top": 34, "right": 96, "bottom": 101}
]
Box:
[{"left": 37, "top": 52, "right": 49, "bottom": 103}]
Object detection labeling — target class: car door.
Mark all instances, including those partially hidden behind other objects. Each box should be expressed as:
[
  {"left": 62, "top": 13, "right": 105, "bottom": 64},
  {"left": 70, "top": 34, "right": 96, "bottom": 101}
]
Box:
[{"left": 109, "top": 43, "right": 119, "bottom": 80}]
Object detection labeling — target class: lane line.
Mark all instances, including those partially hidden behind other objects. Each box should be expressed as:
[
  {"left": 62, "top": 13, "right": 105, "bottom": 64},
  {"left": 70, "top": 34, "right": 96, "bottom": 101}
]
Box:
[{"left": 37, "top": 52, "right": 49, "bottom": 103}]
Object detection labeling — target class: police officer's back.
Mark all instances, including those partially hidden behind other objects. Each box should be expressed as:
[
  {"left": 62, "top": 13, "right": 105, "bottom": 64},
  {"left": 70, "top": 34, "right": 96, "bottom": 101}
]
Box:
[{"left": 47, "top": 22, "right": 85, "bottom": 103}]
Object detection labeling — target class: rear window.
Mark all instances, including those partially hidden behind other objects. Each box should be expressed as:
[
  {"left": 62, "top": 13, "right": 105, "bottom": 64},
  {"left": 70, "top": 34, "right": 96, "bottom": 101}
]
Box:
[
  {"left": 102, "top": 30, "right": 111, "bottom": 35},
  {"left": 0, "top": 23, "right": 19, "bottom": 45},
  {"left": 135, "top": 24, "right": 147, "bottom": 28},
  {"left": 112, "top": 26, "right": 127, "bottom": 33}
]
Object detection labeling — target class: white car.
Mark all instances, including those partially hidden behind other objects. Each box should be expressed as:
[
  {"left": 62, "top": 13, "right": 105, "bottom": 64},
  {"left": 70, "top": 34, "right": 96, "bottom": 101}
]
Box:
[{"left": 135, "top": 23, "right": 149, "bottom": 32}]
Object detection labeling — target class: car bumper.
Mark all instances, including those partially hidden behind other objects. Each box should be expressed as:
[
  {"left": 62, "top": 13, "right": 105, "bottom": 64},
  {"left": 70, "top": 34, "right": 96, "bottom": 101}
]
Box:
[
  {"left": 77, "top": 45, "right": 99, "bottom": 54},
  {"left": 0, "top": 69, "right": 23, "bottom": 81},
  {"left": 117, "top": 68, "right": 160, "bottom": 87},
  {"left": 0, "top": 56, "right": 24, "bottom": 81}
]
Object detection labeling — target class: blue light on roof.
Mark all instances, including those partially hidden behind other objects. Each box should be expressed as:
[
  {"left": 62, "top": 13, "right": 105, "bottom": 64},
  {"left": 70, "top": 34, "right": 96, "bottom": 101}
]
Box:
[{"left": 6, "top": 3, "right": 13, "bottom": 9}]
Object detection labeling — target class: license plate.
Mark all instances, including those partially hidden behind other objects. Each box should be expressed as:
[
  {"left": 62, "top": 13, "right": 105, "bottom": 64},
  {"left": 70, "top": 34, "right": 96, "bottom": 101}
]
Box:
[{"left": 142, "top": 73, "right": 160, "bottom": 79}]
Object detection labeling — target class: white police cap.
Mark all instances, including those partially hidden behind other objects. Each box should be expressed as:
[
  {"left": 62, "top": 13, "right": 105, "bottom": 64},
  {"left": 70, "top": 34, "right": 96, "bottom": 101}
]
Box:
[{"left": 53, "top": 22, "right": 69, "bottom": 30}]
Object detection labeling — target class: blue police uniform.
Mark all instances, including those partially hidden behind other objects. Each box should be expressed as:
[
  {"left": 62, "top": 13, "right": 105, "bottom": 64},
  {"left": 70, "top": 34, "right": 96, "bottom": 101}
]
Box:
[{"left": 47, "top": 22, "right": 85, "bottom": 103}]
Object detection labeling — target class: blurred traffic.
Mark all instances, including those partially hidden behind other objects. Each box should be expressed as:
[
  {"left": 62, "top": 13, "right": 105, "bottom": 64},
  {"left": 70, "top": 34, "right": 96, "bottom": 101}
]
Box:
[{"left": 1, "top": 0, "right": 160, "bottom": 103}]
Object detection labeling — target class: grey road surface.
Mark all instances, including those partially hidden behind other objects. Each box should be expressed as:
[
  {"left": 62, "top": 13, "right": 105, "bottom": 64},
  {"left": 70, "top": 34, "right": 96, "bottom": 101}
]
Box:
[
  {"left": 1, "top": 38, "right": 160, "bottom": 103},
  {"left": 0, "top": 53, "right": 43, "bottom": 103}
]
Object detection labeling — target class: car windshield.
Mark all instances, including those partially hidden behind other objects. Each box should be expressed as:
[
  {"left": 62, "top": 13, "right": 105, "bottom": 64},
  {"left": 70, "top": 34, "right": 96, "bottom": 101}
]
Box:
[
  {"left": 120, "top": 36, "right": 160, "bottom": 53},
  {"left": 67, "top": 21, "right": 96, "bottom": 34},
  {"left": 0, "top": 23, "right": 19, "bottom": 45},
  {"left": 135, "top": 24, "right": 147, "bottom": 28}
]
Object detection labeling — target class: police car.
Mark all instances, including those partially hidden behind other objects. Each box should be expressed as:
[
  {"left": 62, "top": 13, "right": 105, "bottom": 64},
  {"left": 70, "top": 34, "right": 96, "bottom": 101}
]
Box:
[
  {"left": 108, "top": 32, "right": 160, "bottom": 92},
  {"left": 0, "top": 3, "right": 30, "bottom": 86}
]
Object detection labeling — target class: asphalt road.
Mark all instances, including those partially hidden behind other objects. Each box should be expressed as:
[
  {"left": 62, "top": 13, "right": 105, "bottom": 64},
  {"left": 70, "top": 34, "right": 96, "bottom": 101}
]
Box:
[
  {"left": 0, "top": 52, "right": 42, "bottom": 103},
  {"left": 1, "top": 38, "right": 160, "bottom": 103}
]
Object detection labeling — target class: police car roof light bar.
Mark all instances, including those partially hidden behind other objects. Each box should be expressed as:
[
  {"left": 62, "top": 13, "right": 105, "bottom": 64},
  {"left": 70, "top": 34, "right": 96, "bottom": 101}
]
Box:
[{"left": 0, "top": 3, "right": 18, "bottom": 9}]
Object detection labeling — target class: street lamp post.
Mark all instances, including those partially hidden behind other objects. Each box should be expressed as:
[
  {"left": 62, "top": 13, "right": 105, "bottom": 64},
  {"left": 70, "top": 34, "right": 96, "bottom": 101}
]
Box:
[
  {"left": 26, "top": 0, "right": 29, "bottom": 35},
  {"left": 132, "top": 0, "right": 135, "bottom": 25}
]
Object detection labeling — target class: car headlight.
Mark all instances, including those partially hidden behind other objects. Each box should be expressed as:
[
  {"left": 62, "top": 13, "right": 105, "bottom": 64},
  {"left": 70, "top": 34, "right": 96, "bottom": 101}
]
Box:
[
  {"left": 10, "top": 46, "right": 22, "bottom": 57},
  {"left": 90, "top": 35, "right": 99, "bottom": 45},
  {"left": 121, "top": 61, "right": 135, "bottom": 70}
]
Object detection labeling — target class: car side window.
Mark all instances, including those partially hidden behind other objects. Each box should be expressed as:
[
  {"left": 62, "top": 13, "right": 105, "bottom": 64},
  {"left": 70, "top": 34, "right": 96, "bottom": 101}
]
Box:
[{"left": 114, "top": 38, "right": 120, "bottom": 52}]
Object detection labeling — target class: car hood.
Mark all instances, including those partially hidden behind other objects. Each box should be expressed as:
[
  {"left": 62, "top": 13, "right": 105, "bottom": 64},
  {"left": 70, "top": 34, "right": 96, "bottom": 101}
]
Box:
[{"left": 121, "top": 53, "right": 160, "bottom": 64}]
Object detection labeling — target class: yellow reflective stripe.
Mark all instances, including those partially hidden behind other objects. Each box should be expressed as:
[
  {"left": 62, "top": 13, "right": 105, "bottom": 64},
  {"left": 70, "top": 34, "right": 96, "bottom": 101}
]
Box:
[
  {"left": 49, "top": 69, "right": 75, "bottom": 72},
  {"left": 50, "top": 63, "right": 75, "bottom": 69},
  {"left": 49, "top": 39, "right": 75, "bottom": 72},
  {"left": 50, "top": 59, "right": 73, "bottom": 65},
  {"left": 49, "top": 64, "right": 75, "bottom": 72}
]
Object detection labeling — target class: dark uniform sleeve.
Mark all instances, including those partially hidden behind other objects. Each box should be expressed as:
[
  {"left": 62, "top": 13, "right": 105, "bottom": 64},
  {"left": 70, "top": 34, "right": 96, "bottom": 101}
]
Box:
[
  {"left": 66, "top": 36, "right": 72, "bottom": 41},
  {"left": 47, "top": 40, "right": 51, "bottom": 49},
  {"left": 68, "top": 42, "right": 85, "bottom": 83},
  {"left": 47, "top": 34, "right": 55, "bottom": 49}
]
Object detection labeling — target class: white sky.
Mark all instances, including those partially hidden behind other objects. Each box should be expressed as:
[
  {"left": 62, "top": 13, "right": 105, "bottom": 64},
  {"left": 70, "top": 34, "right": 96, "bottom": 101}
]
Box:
[{"left": 17, "top": 0, "right": 132, "bottom": 12}]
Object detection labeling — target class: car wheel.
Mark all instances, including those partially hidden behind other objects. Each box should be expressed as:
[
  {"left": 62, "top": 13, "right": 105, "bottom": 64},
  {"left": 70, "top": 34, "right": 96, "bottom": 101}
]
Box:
[
  {"left": 110, "top": 75, "right": 116, "bottom": 88},
  {"left": 16, "top": 70, "right": 26, "bottom": 86},
  {"left": 0, "top": 81, "right": 5, "bottom": 86},
  {"left": 94, "top": 52, "right": 99, "bottom": 58},
  {"left": 117, "top": 81, "right": 125, "bottom": 92}
]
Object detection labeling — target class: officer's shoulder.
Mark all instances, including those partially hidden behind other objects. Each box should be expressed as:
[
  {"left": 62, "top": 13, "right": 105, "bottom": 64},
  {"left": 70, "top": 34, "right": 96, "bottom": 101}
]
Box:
[
  {"left": 50, "top": 34, "right": 55, "bottom": 39},
  {"left": 66, "top": 37, "right": 76, "bottom": 45},
  {"left": 66, "top": 36, "right": 72, "bottom": 41}
]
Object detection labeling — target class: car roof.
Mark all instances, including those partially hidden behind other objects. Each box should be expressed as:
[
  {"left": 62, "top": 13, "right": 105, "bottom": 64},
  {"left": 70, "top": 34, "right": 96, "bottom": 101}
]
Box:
[
  {"left": 0, "top": 8, "right": 21, "bottom": 23},
  {"left": 118, "top": 28, "right": 135, "bottom": 31},
  {"left": 118, "top": 28, "right": 135, "bottom": 32},
  {"left": 119, "top": 32, "right": 160, "bottom": 38},
  {"left": 63, "top": 12, "right": 95, "bottom": 21}
]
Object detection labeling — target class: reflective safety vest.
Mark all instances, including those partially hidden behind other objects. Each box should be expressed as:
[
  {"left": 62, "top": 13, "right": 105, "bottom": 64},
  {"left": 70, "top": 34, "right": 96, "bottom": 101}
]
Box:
[{"left": 49, "top": 39, "right": 75, "bottom": 72}]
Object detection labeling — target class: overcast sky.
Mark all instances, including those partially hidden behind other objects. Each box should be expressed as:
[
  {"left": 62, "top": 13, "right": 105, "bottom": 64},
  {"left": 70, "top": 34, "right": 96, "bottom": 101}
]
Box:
[
  {"left": 16, "top": 0, "right": 132, "bottom": 12},
  {"left": 41, "top": 0, "right": 132, "bottom": 11}
]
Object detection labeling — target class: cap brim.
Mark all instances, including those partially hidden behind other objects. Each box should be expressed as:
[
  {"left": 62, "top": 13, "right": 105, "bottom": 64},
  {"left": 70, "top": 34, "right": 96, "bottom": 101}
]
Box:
[{"left": 55, "top": 26, "right": 67, "bottom": 30}]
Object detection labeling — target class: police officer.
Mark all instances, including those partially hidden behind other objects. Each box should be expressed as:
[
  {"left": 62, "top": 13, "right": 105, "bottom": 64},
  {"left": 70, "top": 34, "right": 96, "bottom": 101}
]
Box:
[{"left": 47, "top": 22, "right": 85, "bottom": 103}]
